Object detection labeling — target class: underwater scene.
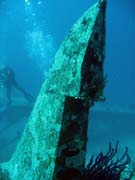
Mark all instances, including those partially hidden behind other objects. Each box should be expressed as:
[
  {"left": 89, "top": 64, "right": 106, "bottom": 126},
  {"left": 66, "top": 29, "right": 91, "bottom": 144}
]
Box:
[{"left": 0, "top": 0, "right": 135, "bottom": 179}]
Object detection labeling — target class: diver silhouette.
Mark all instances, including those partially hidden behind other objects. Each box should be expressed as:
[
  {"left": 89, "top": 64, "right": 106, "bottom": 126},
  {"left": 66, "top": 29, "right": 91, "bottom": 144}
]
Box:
[{"left": 0, "top": 64, "right": 34, "bottom": 111}]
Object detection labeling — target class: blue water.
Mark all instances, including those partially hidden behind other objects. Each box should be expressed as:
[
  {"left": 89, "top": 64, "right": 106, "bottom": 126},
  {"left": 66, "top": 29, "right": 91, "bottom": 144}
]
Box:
[{"left": 0, "top": 0, "right": 135, "bottom": 165}]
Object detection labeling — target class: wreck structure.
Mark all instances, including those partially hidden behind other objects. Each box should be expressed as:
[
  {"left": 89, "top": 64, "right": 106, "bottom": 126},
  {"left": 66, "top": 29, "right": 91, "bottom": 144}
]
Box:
[{"left": 0, "top": 0, "right": 107, "bottom": 179}]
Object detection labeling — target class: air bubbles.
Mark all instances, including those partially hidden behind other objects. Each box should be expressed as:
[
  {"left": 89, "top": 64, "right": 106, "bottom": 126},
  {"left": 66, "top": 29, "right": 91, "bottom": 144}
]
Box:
[
  {"left": 25, "top": 0, "right": 31, "bottom": 6},
  {"left": 37, "top": 1, "right": 42, "bottom": 5},
  {"left": 25, "top": 18, "right": 29, "bottom": 22},
  {"left": 32, "top": 13, "right": 36, "bottom": 17}
]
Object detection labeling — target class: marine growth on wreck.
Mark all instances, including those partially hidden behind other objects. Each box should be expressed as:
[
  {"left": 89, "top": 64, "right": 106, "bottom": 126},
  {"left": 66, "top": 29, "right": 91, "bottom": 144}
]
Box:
[{"left": 0, "top": 0, "right": 134, "bottom": 180}]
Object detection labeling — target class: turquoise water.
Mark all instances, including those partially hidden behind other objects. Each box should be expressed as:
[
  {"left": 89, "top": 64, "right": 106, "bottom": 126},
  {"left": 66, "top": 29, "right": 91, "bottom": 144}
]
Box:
[{"left": 0, "top": 0, "right": 135, "bottom": 167}]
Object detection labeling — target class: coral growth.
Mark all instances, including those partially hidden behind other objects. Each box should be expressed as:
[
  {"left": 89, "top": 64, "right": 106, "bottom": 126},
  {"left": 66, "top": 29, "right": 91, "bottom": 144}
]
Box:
[
  {"left": 89, "top": 72, "right": 107, "bottom": 105},
  {"left": 56, "top": 142, "right": 131, "bottom": 180},
  {"left": 82, "top": 141, "right": 131, "bottom": 180}
]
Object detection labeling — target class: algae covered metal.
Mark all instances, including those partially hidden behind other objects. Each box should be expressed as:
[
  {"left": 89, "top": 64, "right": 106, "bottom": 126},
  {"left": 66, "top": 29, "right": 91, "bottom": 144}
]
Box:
[{"left": 0, "top": 0, "right": 107, "bottom": 179}]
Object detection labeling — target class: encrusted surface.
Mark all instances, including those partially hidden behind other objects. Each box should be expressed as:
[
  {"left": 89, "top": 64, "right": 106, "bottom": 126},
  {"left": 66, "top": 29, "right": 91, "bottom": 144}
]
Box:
[{"left": 1, "top": 0, "right": 106, "bottom": 179}]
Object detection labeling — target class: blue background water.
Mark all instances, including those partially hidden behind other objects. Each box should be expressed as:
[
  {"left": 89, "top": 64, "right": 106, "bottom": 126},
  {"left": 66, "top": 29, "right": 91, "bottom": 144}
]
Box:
[{"left": 0, "top": 0, "right": 135, "bottom": 163}]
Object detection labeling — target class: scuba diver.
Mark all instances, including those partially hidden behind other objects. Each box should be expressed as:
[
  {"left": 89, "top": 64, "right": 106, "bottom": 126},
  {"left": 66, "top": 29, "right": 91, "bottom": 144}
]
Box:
[{"left": 0, "top": 64, "right": 34, "bottom": 112}]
